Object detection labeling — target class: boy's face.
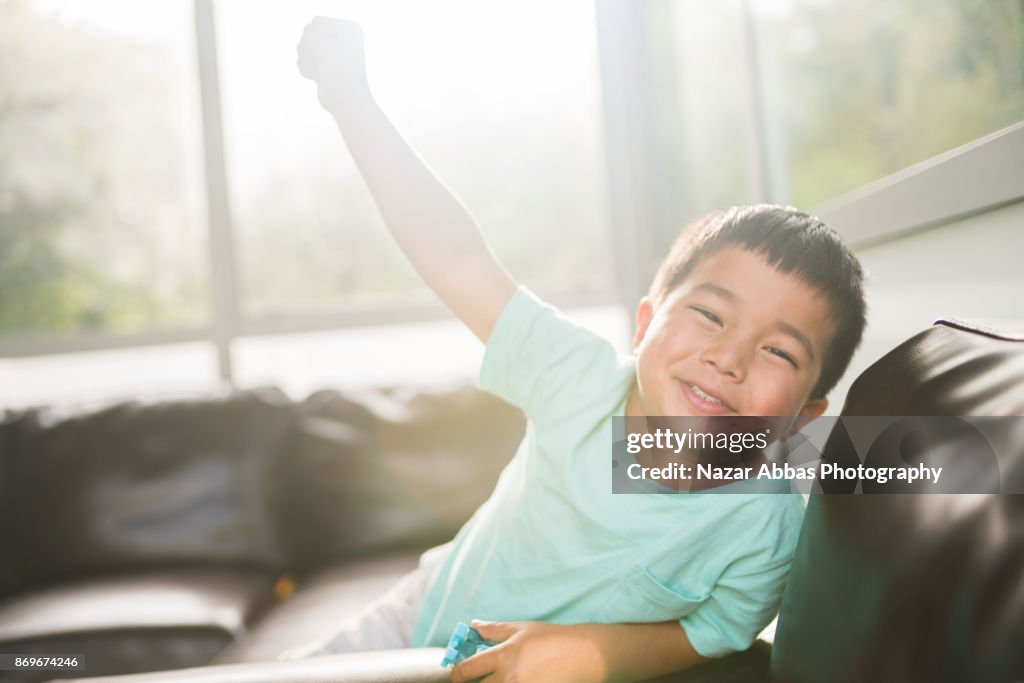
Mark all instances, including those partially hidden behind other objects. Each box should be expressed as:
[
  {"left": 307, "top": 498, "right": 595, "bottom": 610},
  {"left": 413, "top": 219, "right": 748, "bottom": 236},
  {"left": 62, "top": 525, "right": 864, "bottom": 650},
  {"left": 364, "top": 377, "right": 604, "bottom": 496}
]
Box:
[{"left": 628, "top": 246, "right": 832, "bottom": 428}]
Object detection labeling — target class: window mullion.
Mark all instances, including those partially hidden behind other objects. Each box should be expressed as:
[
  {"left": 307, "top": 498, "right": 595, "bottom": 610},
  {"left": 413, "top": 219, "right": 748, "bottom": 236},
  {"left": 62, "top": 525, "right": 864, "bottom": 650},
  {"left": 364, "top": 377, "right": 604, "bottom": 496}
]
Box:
[{"left": 194, "top": 0, "right": 239, "bottom": 384}]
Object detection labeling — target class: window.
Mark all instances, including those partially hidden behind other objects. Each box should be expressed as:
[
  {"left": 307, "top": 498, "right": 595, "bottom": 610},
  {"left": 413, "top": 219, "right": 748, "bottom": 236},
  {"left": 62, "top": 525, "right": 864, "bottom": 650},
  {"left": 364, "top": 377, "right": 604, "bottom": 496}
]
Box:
[
  {"left": 1, "top": 0, "right": 207, "bottom": 338},
  {"left": 657, "top": 0, "right": 1024, "bottom": 211},
  {"left": 663, "top": 0, "right": 760, "bottom": 215},
  {"left": 1, "top": 0, "right": 623, "bottom": 405},
  {"left": 754, "top": 0, "right": 1024, "bottom": 207},
  {"left": 5, "top": 0, "right": 1020, "bottom": 407},
  {"left": 214, "top": 0, "right": 615, "bottom": 319}
]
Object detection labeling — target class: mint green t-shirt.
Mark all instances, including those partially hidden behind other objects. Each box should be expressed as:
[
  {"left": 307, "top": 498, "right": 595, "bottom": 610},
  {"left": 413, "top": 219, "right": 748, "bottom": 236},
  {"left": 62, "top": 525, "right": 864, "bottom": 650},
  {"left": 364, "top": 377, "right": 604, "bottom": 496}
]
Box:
[{"left": 410, "top": 287, "right": 805, "bottom": 657}]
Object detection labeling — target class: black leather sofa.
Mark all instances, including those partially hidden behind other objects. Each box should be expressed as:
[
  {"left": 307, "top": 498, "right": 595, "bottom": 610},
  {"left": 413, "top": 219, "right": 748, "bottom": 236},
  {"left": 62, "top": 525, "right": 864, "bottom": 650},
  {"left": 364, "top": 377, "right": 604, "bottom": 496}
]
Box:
[
  {"left": 0, "top": 384, "right": 525, "bottom": 682},
  {"left": 1, "top": 317, "right": 1021, "bottom": 683}
]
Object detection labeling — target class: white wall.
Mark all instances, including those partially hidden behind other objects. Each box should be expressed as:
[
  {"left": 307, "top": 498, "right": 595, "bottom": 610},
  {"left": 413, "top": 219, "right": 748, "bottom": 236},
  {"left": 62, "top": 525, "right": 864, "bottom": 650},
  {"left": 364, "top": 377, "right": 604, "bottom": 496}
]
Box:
[{"left": 828, "top": 199, "right": 1024, "bottom": 412}]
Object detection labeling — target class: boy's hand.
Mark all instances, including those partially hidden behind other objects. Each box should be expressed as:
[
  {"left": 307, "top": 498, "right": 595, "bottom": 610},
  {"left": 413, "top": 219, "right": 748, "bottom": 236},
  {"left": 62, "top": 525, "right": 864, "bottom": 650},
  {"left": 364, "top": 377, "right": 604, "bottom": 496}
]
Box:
[
  {"left": 450, "top": 620, "right": 605, "bottom": 683},
  {"left": 296, "top": 17, "right": 368, "bottom": 114}
]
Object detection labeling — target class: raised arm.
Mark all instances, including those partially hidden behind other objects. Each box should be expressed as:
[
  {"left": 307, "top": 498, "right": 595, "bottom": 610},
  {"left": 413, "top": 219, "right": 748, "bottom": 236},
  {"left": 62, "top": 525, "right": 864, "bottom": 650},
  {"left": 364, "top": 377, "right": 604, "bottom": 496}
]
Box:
[{"left": 297, "top": 17, "right": 517, "bottom": 342}]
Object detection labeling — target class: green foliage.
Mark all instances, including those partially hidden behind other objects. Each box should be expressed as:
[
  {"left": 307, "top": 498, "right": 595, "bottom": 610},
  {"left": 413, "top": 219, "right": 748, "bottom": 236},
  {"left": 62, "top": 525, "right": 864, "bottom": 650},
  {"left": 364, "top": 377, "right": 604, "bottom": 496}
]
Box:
[
  {"left": 0, "top": 0, "right": 205, "bottom": 336},
  {"left": 763, "top": 0, "right": 1024, "bottom": 207}
]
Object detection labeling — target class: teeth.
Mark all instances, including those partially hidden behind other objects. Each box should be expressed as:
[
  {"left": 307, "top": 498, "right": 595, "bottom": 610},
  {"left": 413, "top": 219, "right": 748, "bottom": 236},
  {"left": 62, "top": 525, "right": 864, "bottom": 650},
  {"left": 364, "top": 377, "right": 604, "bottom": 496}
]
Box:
[{"left": 690, "top": 383, "right": 723, "bottom": 405}]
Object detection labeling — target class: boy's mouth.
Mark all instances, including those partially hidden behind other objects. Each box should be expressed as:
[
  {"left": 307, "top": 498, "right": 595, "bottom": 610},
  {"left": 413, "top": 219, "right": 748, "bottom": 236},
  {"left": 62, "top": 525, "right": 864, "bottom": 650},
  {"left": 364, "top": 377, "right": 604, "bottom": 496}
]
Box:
[{"left": 679, "top": 380, "right": 734, "bottom": 414}]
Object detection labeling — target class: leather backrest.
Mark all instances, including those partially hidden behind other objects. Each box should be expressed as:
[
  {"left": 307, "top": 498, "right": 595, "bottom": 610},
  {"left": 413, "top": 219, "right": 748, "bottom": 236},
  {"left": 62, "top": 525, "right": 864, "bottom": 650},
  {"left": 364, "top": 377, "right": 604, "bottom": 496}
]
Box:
[
  {"left": 279, "top": 383, "right": 524, "bottom": 574},
  {"left": 0, "top": 381, "right": 525, "bottom": 594},
  {"left": 772, "top": 319, "right": 1024, "bottom": 683},
  {"left": 842, "top": 318, "right": 1024, "bottom": 416},
  {"left": 0, "top": 388, "right": 295, "bottom": 597}
]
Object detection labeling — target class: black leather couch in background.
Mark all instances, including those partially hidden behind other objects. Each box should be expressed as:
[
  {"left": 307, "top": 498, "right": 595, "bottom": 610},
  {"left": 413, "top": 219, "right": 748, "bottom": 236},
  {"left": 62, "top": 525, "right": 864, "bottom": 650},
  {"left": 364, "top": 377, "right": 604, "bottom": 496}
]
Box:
[
  {"left": 0, "top": 384, "right": 525, "bottom": 682},
  {"left": 1, "top": 317, "right": 1021, "bottom": 683}
]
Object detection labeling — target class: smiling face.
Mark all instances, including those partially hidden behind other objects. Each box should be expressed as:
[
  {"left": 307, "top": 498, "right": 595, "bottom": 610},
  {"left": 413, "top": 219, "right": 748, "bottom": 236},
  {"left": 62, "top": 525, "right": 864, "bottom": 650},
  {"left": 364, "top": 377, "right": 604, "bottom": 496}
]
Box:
[{"left": 626, "top": 246, "right": 834, "bottom": 426}]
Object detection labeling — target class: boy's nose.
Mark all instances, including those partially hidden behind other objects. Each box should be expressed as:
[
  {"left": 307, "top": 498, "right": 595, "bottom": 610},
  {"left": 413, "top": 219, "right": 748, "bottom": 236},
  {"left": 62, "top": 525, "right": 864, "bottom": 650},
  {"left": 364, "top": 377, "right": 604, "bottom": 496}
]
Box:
[{"left": 701, "top": 341, "right": 748, "bottom": 382}]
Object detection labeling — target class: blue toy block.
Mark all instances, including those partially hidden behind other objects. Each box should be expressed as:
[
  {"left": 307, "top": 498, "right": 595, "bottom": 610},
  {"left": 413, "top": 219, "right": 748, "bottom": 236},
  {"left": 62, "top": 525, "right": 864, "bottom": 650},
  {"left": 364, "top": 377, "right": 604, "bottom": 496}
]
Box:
[{"left": 440, "top": 622, "right": 493, "bottom": 669}]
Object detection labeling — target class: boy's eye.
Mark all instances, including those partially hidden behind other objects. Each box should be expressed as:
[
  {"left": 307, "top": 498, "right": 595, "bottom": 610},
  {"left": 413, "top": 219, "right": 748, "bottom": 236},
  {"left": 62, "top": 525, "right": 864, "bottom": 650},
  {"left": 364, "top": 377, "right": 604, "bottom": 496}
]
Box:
[
  {"left": 690, "top": 306, "right": 722, "bottom": 325},
  {"left": 765, "top": 346, "right": 798, "bottom": 368}
]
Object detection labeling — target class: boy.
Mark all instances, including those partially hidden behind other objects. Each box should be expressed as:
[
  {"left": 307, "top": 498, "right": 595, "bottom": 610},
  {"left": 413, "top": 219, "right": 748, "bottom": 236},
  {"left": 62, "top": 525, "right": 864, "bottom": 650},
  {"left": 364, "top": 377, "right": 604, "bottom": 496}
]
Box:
[{"left": 294, "top": 17, "right": 866, "bottom": 682}]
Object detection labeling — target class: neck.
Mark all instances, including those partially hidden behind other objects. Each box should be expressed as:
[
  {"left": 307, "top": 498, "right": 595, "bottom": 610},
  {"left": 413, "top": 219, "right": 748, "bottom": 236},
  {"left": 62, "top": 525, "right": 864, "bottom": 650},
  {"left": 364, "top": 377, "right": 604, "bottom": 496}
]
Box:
[{"left": 624, "top": 383, "right": 645, "bottom": 418}]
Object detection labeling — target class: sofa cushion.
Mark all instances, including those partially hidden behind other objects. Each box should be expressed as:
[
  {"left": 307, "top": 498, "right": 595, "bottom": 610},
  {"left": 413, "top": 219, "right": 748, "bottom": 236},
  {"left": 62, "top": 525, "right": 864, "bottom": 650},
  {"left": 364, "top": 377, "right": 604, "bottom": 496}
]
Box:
[
  {"left": 280, "top": 384, "right": 524, "bottom": 572},
  {"left": 213, "top": 552, "right": 420, "bottom": 664},
  {"left": 772, "top": 319, "right": 1024, "bottom": 682},
  {"left": 0, "top": 569, "right": 275, "bottom": 682},
  {"left": 0, "top": 389, "right": 294, "bottom": 597}
]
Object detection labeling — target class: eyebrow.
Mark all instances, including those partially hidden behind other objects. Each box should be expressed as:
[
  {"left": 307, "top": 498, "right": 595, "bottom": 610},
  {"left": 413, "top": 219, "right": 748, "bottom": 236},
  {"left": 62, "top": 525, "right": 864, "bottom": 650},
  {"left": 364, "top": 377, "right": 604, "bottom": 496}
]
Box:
[
  {"left": 694, "top": 282, "right": 816, "bottom": 361},
  {"left": 694, "top": 282, "right": 737, "bottom": 301}
]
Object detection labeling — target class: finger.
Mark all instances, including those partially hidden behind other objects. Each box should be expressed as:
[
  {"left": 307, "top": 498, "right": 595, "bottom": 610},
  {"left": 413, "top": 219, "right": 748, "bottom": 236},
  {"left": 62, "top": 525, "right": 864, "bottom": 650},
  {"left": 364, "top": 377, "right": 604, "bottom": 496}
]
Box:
[
  {"left": 296, "top": 31, "right": 328, "bottom": 79},
  {"left": 299, "top": 27, "right": 328, "bottom": 49},
  {"left": 470, "top": 620, "right": 520, "bottom": 643},
  {"left": 300, "top": 22, "right": 333, "bottom": 47},
  {"left": 296, "top": 53, "right": 317, "bottom": 80},
  {"left": 311, "top": 16, "right": 363, "bottom": 40},
  {"left": 450, "top": 646, "right": 501, "bottom": 683},
  {"left": 300, "top": 22, "right": 326, "bottom": 46}
]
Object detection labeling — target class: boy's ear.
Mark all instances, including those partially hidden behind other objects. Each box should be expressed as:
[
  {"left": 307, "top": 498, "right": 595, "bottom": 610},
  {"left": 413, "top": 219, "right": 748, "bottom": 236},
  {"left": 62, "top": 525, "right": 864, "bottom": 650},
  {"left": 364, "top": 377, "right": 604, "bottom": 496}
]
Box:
[
  {"left": 633, "top": 297, "right": 654, "bottom": 349},
  {"left": 789, "top": 398, "right": 828, "bottom": 436}
]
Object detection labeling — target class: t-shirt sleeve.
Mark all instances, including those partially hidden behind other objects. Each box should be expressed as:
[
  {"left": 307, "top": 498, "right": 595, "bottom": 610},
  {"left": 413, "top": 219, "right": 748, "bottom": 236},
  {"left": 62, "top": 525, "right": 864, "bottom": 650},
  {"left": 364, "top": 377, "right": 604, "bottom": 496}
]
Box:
[
  {"left": 479, "top": 286, "right": 628, "bottom": 424},
  {"left": 679, "top": 499, "right": 803, "bottom": 658}
]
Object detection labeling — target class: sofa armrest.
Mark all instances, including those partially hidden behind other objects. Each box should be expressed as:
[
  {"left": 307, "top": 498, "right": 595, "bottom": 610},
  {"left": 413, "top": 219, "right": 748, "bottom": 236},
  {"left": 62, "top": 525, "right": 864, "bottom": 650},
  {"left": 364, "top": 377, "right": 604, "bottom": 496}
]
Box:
[
  {"left": 0, "top": 570, "right": 273, "bottom": 645},
  {"left": 56, "top": 642, "right": 768, "bottom": 683},
  {"left": 647, "top": 640, "right": 770, "bottom": 683},
  {"left": 0, "top": 569, "right": 274, "bottom": 682},
  {"left": 53, "top": 649, "right": 450, "bottom": 683}
]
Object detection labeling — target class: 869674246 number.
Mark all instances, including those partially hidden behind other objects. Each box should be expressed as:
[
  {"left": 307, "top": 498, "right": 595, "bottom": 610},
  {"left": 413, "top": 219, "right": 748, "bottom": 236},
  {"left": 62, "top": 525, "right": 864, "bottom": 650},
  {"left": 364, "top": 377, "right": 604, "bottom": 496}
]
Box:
[{"left": 2, "top": 655, "right": 84, "bottom": 671}]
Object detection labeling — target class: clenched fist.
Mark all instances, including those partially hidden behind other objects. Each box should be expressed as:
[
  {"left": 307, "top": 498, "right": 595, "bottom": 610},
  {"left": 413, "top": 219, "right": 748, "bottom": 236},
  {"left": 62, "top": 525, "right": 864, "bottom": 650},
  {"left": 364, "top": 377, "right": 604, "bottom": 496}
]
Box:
[{"left": 296, "top": 17, "right": 369, "bottom": 114}]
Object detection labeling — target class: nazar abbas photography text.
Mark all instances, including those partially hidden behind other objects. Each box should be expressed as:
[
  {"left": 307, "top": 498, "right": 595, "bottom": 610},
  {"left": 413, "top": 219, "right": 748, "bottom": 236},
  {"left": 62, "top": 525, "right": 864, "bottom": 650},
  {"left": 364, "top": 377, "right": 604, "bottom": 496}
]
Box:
[{"left": 624, "top": 427, "right": 943, "bottom": 484}]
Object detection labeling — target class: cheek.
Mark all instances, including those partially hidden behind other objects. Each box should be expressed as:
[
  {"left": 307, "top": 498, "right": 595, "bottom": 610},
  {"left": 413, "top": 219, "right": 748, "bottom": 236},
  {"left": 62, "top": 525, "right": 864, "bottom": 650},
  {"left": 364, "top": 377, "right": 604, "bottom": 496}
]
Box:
[
  {"left": 634, "top": 347, "right": 665, "bottom": 396},
  {"left": 643, "top": 318, "right": 700, "bottom": 359},
  {"left": 748, "top": 368, "right": 807, "bottom": 414},
  {"left": 635, "top": 332, "right": 680, "bottom": 392}
]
